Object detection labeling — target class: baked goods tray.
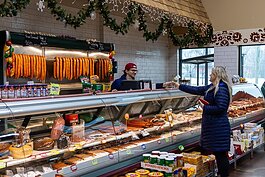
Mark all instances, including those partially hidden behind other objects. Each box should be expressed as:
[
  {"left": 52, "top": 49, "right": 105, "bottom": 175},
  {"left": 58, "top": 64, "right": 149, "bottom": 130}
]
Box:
[
  {"left": 118, "top": 132, "right": 173, "bottom": 161},
  {"left": 229, "top": 108, "right": 265, "bottom": 126},
  {"left": 40, "top": 130, "right": 200, "bottom": 176},
  {"left": 42, "top": 151, "right": 119, "bottom": 177},
  {"left": 2, "top": 136, "right": 118, "bottom": 168}
]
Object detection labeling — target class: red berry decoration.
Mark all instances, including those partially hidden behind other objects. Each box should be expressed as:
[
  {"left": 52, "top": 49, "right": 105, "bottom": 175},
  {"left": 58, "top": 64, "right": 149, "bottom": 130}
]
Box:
[{"left": 6, "top": 41, "right": 12, "bottom": 46}]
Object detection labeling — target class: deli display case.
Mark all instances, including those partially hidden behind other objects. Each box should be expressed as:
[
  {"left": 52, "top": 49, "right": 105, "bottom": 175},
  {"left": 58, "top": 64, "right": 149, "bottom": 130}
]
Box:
[{"left": 0, "top": 83, "right": 264, "bottom": 177}]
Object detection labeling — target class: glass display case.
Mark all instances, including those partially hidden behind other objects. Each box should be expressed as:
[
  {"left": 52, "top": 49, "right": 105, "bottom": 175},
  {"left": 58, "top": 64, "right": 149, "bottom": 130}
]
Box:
[{"left": 0, "top": 83, "right": 264, "bottom": 177}]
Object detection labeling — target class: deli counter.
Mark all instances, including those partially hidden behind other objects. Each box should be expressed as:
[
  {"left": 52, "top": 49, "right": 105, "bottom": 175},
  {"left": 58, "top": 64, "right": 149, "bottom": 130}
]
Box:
[{"left": 0, "top": 83, "right": 264, "bottom": 177}]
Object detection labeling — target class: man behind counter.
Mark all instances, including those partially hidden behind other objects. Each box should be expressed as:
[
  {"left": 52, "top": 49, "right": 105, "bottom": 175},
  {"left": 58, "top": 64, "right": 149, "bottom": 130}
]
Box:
[{"left": 111, "top": 63, "right": 138, "bottom": 91}]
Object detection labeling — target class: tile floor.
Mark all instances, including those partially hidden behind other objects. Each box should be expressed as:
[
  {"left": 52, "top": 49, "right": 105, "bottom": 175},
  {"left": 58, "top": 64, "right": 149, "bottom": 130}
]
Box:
[{"left": 229, "top": 147, "right": 265, "bottom": 177}]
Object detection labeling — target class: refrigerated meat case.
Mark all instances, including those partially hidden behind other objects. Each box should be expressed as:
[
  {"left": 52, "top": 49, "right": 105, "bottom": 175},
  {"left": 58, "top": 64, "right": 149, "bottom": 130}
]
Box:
[{"left": 0, "top": 83, "right": 264, "bottom": 177}]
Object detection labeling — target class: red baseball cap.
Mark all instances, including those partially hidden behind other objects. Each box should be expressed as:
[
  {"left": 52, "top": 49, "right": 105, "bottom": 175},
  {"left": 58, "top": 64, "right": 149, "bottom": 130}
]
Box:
[{"left": 125, "top": 63, "right": 137, "bottom": 70}]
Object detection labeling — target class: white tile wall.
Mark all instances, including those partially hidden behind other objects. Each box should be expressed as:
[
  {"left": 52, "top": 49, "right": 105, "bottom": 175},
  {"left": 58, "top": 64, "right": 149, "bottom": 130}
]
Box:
[{"left": 214, "top": 46, "right": 239, "bottom": 78}]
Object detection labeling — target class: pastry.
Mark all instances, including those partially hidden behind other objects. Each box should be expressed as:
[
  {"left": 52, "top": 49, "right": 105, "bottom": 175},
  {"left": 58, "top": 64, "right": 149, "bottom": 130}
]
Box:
[
  {"left": 34, "top": 137, "right": 55, "bottom": 151},
  {"left": 52, "top": 162, "right": 68, "bottom": 170},
  {"left": 0, "top": 143, "right": 10, "bottom": 159},
  {"left": 74, "top": 153, "right": 93, "bottom": 159},
  {"left": 65, "top": 157, "right": 82, "bottom": 164},
  {"left": 9, "top": 142, "right": 33, "bottom": 159},
  {"left": 103, "top": 148, "right": 117, "bottom": 153}
]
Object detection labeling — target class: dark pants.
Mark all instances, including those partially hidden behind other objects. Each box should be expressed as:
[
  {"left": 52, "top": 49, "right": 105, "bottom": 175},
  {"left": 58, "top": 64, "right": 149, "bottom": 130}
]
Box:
[{"left": 213, "top": 151, "right": 229, "bottom": 177}]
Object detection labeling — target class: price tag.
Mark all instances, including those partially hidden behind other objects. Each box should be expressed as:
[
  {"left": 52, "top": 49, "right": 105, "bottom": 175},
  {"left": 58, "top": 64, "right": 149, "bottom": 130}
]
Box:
[
  {"left": 165, "top": 137, "right": 170, "bottom": 143},
  {"left": 30, "top": 155, "right": 37, "bottom": 159},
  {"left": 69, "top": 147, "right": 76, "bottom": 152},
  {"left": 141, "top": 144, "right": 146, "bottom": 150},
  {"left": 70, "top": 164, "right": 78, "bottom": 172},
  {"left": 173, "top": 134, "right": 177, "bottom": 139},
  {"left": 126, "top": 149, "right": 132, "bottom": 154},
  {"left": 108, "top": 153, "right": 114, "bottom": 160},
  {"left": 50, "top": 149, "right": 60, "bottom": 155},
  {"left": 178, "top": 145, "right": 184, "bottom": 151},
  {"left": 75, "top": 144, "right": 83, "bottom": 150},
  {"left": 157, "top": 140, "right": 161, "bottom": 144},
  {"left": 124, "top": 113, "right": 130, "bottom": 120},
  {"left": 91, "top": 159, "right": 98, "bottom": 166},
  {"left": 0, "top": 160, "right": 6, "bottom": 169},
  {"left": 40, "top": 153, "right": 48, "bottom": 158},
  {"left": 56, "top": 169, "right": 64, "bottom": 175}
]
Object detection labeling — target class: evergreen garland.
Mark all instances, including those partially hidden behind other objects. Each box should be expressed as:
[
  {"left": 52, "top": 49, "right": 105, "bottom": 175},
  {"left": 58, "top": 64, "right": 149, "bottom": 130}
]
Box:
[
  {"left": 0, "top": 0, "right": 213, "bottom": 47},
  {"left": 0, "top": 0, "right": 30, "bottom": 17}
]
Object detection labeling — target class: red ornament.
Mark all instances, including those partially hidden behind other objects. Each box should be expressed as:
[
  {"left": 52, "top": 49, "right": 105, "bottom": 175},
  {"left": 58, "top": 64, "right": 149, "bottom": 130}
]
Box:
[{"left": 6, "top": 41, "right": 12, "bottom": 46}]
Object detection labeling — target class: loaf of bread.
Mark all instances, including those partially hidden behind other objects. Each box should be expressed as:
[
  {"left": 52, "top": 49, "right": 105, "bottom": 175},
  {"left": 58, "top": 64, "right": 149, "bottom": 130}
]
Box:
[
  {"left": 52, "top": 162, "right": 68, "bottom": 170},
  {"left": 34, "top": 137, "right": 55, "bottom": 151}
]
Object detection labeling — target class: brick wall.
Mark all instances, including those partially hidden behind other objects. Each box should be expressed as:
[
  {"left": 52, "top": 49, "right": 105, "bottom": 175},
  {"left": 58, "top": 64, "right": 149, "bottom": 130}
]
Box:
[{"left": 0, "top": 1, "right": 175, "bottom": 84}]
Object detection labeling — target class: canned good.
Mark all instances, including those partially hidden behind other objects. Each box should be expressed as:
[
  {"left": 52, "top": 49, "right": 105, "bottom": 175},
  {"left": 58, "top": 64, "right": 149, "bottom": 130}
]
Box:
[
  {"left": 135, "top": 169, "right": 150, "bottom": 177},
  {"left": 21, "top": 85, "right": 27, "bottom": 98},
  {"left": 169, "top": 155, "right": 177, "bottom": 167},
  {"left": 176, "top": 154, "right": 184, "bottom": 167},
  {"left": 2, "top": 86, "right": 8, "bottom": 99},
  {"left": 182, "top": 169, "right": 187, "bottom": 177},
  {"left": 150, "top": 155, "right": 158, "bottom": 164},
  {"left": 157, "top": 156, "right": 165, "bottom": 166},
  {"left": 8, "top": 85, "right": 14, "bottom": 98},
  {"left": 148, "top": 172, "right": 163, "bottom": 177},
  {"left": 167, "top": 153, "right": 176, "bottom": 156},
  {"left": 125, "top": 173, "right": 140, "bottom": 177},
  {"left": 15, "top": 85, "right": 21, "bottom": 98},
  {"left": 143, "top": 154, "right": 151, "bottom": 163},
  {"left": 152, "top": 151, "right": 160, "bottom": 155},
  {"left": 165, "top": 157, "right": 174, "bottom": 167},
  {"left": 159, "top": 152, "right": 168, "bottom": 156},
  {"left": 174, "top": 168, "right": 184, "bottom": 177},
  {"left": 164, "top": 172, "right": 173, "bottom": 177}
]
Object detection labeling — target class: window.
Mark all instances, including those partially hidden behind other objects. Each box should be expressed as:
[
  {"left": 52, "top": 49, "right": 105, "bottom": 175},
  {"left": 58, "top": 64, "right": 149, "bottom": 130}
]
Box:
[
  {"left": 179, "top": 48, "right": 214, "bottom": 86},
  {"left": 240, "top": 45, "right": 265, "bottom": 88}
]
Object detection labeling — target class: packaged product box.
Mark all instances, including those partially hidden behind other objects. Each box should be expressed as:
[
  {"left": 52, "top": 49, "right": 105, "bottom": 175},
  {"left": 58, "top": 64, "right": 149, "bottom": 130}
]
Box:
[{"left": 233, "top": 141, "right": 245, "bottom": 155}]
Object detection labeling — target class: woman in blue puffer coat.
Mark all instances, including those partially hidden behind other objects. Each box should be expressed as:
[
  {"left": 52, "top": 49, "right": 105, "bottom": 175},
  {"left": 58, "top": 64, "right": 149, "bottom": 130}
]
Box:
[{"left": 168, "top": 66, "right": 232, "bottom": 177}]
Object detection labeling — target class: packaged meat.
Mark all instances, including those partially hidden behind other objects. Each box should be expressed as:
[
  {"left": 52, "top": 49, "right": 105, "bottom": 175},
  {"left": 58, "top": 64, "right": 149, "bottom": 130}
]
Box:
[
  {"left": 51, "top": 114, "right": 65, "bottom": 140},
  {"left": 34, "top": 137, "right": 55, "bottom": 151}
]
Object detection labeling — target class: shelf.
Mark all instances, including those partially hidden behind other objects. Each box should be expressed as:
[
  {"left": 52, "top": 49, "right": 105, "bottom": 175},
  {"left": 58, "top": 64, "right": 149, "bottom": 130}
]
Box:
[{"left": 0, "top": 89, "right": 194, "bottom": 119}]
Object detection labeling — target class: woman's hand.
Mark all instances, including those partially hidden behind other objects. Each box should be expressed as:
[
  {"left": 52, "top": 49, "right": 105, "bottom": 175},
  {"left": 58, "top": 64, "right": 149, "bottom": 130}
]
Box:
[{"left": 163, "top": 81, "right": 180, "bottom": 89}]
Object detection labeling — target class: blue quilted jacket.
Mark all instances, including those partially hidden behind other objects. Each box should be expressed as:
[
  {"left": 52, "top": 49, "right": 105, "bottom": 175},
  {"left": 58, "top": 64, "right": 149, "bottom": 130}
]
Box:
[{"left": 179, "top": 81, "right": 231, "bottom": 152}]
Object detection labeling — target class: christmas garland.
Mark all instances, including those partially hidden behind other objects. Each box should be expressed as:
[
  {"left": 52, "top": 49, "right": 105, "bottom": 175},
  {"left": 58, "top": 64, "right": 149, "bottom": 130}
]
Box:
[
  {"left": 45, "top": 0, "right": 213, "bottom": 47},
  {"left": 0, "top": 0, "right": 213, "bottom": 47},
  {"left": 0, "top": 0, "right": 30, "bottom": 17}
]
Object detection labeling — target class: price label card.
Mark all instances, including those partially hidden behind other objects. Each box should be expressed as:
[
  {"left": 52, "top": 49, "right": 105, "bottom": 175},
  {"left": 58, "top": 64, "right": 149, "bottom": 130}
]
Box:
[
  {"left": 141, "top": 144, "right": 146, "bottom": 150},
  {"left": 165, "top": 137, "right": 170, "bottom": 143},
  {"left": 157, "top": 140, "right": 161, "bottom": 144},
  {"left": 126, "top": 149, "right": 132, "bottom": 154},
  {"left": 178, "top": 145, "right": 184, "bottom": 151},
  {"left": 40, "top": 153, "right": 48, "bottom": 158},
  {"left": 91, "top": 159, "right": 98, "bottom": 166},
  {"left": 75, "top": 144, "right": 83, "bottom": 150},
  {"left": 70, "top": 164, "right": 78, "bottom": 172},
  {"left": 108, "top": 153, "right": 114, "bottom": 160},
  {"left": 69, "top": 147, "right": 76, "bottom": 152},
  {"left": 50, "top": 149, "right": 60, "bottom": 155},
  {"left": 0, "top": 160, "right": 6, "bottom": 169}
]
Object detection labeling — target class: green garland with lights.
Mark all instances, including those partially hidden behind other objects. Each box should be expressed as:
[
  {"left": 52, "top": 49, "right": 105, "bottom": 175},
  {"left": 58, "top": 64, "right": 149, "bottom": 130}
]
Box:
[
  {"left": 45, "top": 0, "right": 213, "bottom": 47},
  {"left": 0, "top": 0, "right": 30, "bottom": 17},
  {"left": 0, "top": 0, "right": 213, "bottom": 47}
]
